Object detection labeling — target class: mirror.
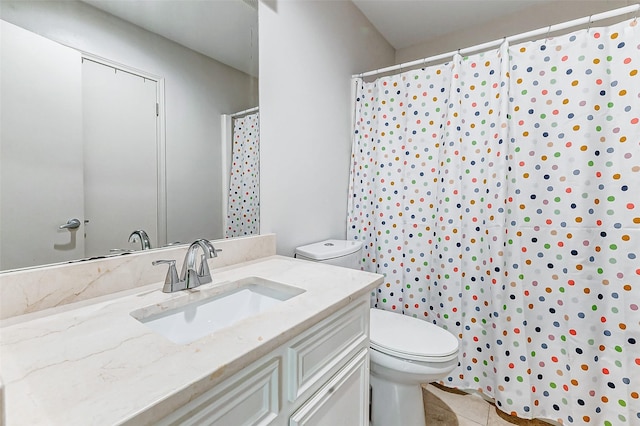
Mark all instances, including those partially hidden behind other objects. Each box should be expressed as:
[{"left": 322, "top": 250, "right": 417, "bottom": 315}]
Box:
[{"left": 0, "top": 0, "right": 259, "bottom": 271}]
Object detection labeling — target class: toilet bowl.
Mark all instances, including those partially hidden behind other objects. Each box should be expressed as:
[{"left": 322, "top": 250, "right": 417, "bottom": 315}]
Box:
[
  {"left": 294, "top": 240, "right": 460, "bottom": 426},
  {"left": 369, "top": 307, "right": 459, "bottom": 426}
]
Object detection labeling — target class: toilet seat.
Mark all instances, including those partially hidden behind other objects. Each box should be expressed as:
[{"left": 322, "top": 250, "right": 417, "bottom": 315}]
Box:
[{"left": 370, "top": 308, "right": 459, "bottom": 362}]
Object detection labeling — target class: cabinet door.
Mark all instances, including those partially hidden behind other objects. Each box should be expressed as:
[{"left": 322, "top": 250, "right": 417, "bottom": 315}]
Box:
[
  {"left": 290, "top": 349, "right": 369, "bottom": 426},
  {"left": 288, "top": 301, "right": 368, "bottom": 401},
  {"left": 0, "top": 20, "right": 84, "bottom": 270}
]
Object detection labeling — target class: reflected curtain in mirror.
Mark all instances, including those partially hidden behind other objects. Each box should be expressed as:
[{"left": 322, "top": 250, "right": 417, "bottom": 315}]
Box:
[{"left": 225, "top": 110, "right": 260, "bottom": 237}]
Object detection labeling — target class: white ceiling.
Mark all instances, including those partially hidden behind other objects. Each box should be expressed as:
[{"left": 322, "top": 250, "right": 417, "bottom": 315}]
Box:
[
  {"left": 351, "top": 0, "right": 555, "bottom": 50},
  {"left": 82, "top": 0, "right": 555, "bottom": 77}
]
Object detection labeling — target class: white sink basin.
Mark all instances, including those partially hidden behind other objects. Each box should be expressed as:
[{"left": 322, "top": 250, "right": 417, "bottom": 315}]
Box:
[{"left": 131, "top": 277, "right": 304, "bottom": 344}]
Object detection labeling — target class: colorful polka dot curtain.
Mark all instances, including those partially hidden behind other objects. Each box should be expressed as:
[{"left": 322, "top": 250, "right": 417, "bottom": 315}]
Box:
[
  {"left": 226, "top": 111, "right": 259, "bottom": 238},
  {"left": 348, "top": 18, "right": 639, "bottom": 425}
]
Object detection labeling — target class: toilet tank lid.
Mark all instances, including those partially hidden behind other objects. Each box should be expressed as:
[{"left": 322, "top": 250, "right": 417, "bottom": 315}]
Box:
[{"left": 295, "top": 240, "right": 363, "bottom": 261}]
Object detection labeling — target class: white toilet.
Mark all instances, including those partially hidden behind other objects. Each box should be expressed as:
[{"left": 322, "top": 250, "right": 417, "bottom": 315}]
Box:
[{"left": 295, "top": 239, "right": 460, "bottom": 426}]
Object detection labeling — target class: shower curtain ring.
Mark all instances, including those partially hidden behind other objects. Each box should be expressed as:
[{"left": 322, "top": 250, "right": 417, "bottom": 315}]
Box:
[
  {"left": 544, "top": 25, "right": 552, "bottom": 44},
  {"left": 587, "top": 15, "right": 593, "bottom": 32}
]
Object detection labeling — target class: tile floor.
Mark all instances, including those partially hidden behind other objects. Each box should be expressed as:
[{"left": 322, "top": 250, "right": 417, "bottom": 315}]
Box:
[{"left": 422, "top": 383, "right": 555, "bottom": 426}]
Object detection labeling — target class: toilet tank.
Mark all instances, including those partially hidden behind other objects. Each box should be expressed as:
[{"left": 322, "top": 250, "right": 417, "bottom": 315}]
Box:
[{"left": 294, "top": 240, "right": 363, "bottom": 269}]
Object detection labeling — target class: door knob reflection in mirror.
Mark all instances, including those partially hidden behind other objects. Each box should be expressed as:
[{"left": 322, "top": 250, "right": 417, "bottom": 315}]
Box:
[{"left": 59, "top": 218, "right": 81, "bottom": 230}]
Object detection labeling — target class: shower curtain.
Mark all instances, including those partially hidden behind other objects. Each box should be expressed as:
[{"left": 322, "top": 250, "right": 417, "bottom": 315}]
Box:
[
  {"left": 348, "top": 18, "right": 639, "bottom": 425},
  {"left": 226, "top": 110, "right": 260, "bottom": 238}
]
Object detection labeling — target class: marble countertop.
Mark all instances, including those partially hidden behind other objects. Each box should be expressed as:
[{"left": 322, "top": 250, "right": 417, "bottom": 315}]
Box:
[{"left": 0, "top": 255, "right": 383, "bottom": 425}]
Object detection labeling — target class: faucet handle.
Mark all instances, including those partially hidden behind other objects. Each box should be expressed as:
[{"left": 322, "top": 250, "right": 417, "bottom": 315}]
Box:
[
  {"left": 196, "top": 246, "right": 221, "bottom": 284},
  {"left": 197, "top": 254, "right": 212, "bottom": 284},
  {"left": 152, "top": 259, "right": 183, "bottom": 293}
]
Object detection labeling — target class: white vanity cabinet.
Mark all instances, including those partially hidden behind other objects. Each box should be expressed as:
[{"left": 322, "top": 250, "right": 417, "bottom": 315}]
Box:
[{"left": 156, "top": 296, "right": 370, "bottom": 426}]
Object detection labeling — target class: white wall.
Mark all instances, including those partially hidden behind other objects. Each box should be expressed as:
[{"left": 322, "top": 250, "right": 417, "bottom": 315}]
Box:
[
  {"left": 396, "top": 1, "right": 634, "bottom": 63},
  {"left": 0, "top": 0, "right": 258, "bottom": 245},
  {"left": 259, "top": 0, "right": 395, "bottom": 256}
]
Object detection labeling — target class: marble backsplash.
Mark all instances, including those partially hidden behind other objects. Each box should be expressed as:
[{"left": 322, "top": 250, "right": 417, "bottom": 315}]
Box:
[{"left": 0, "top": 234, "right": 276, "bottom": 321}]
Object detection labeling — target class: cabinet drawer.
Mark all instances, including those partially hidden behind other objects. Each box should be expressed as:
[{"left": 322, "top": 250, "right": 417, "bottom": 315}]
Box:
[
  {"left": 287, "top": 301, "right": 368, "bottom": 401},
  {"left": 289, "top": 348, "right": 369, "bottom": 426},
  {"left": 158, "top": 357, "right": 280, "bottom": 426}
]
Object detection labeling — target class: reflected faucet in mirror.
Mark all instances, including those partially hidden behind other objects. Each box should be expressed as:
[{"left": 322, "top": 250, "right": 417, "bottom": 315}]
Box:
[
  {"left": 129, "top": 230, "right": 151, "bottom": 250},
  {"left": 153, "top": 239, "right": 222, "bottom": 293}
]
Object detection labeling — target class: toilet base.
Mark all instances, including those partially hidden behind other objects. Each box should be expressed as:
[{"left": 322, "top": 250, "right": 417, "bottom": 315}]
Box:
[{"left": 370, "top": 374, "right": 425, "bottom": 426}]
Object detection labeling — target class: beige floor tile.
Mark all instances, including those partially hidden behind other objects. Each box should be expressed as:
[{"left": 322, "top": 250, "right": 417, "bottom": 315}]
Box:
[
  {"left": 424, "top": 387, "right": 459, "bottom": 425},
  {"left": 457, "top": 417, "right": 486, "bottom": 426},
  {"left": 423, "top": 384, "right": 490, "bottom": 425},
  {"left": 422, "top": 383, "right": 558, "bottom": 426}
]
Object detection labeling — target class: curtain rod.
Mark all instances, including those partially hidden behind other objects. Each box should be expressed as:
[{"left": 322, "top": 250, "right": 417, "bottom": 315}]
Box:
[
  {"left": 230, "top": 106, "right": 259, "bottom": 118},
  {"left": 353, "top": 3, "right": 639, "bottom": 79}
]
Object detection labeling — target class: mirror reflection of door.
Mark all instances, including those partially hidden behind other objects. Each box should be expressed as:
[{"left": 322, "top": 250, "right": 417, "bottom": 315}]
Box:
[
  {"left": 0, "top": 20, "right": 162, "bottom": 270},
  {"left": 82, "top": 59, "right": 159, "bottom": 257},
  {"left": 0, "top": 20, "right": 85, "bottom": 270}
]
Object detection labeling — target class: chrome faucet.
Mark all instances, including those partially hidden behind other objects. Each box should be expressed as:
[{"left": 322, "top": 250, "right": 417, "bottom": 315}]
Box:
[
  {"left": 152, "top": 239, "right": 221, "bottom": 293},
  {"left": 180, "top": 239, "right": 219, "bottom": 288},
  {"left": 129, "top": 229, "right": 151, "bottom": 250}
]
